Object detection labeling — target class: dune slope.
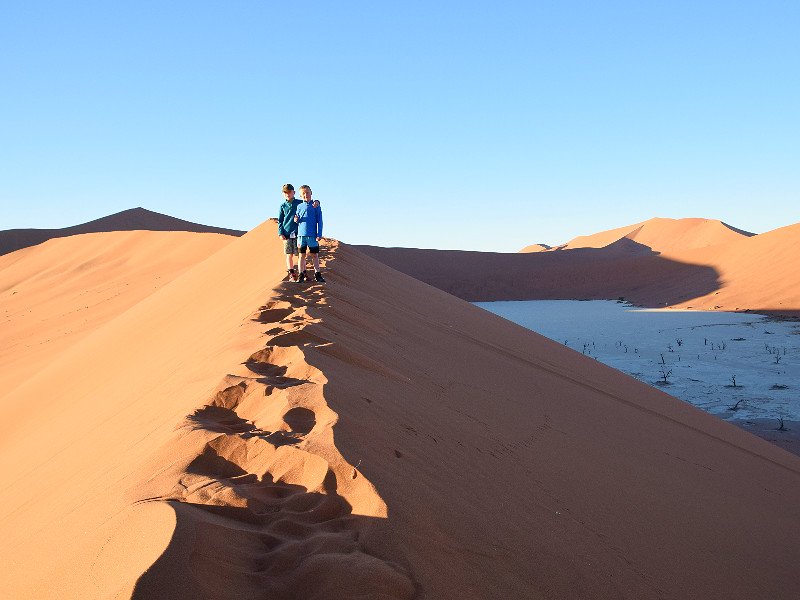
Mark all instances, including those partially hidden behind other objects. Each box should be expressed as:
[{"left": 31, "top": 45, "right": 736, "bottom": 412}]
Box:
[
  {"left": 0, "top": 224, "right": 798, "bottom": 599},
  {"left": 666, "top": 221, "right": 800, "bottom": 313},
  {"left": 0, "top": 230, "right": 235, "bottom": 397}
]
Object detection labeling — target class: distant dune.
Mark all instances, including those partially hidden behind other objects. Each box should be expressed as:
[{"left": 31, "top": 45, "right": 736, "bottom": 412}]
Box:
[
  {"left": 0, "top": 207, "right": 245, "bottom": 256},
  {"left": 1, "top": 221, "right": 799, "bottom": 598},
  {"left": 524, "top": 217, "right": 754, "bottom": 255},
  {"left": 519, "top": 243, "right": 551, "bottom": 253},
  {"left": 670, "top": 221, "right": 800, "bottom": 314},
  {"left": 361, "top": 218, "right": 799, "bottom": 315}
]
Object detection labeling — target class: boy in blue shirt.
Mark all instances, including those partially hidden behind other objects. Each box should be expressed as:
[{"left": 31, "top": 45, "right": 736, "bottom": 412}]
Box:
[{"left": 293, "top": 184, "right": 325, "bottom": 282}]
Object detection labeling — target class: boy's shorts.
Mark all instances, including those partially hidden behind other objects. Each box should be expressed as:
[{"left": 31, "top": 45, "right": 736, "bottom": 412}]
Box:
[
  {"left": 283, "top": 237, "right": 298, "bottom": 255},
  {"left": 298, "top": 236, "right": 320, "bottom": 254}
]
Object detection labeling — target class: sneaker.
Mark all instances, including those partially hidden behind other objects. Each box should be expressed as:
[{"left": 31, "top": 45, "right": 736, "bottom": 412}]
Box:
[
  {"left": 297, "top": 271, "right": 308, "bottom": 283},
  {"left": 314, "top": 271, "right": 325, "bottom": 283},
  {"left": 287, "top": 268, "right": 298, "bottom": 282}
]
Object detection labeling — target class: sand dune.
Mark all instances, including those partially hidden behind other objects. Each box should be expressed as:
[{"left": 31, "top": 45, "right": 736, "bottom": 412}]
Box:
[
  {"left": 1, "top": 221, "right": 799, "bottom": 598},
  {"left": 0, "top": 206, "right": 245, "bottom": 256},
  {"left": 667, "top": 221, "right": 800, "bottom": 313},
  {"left": 527, "top": 217, "right": 754, "bottom": 255},
  {"left": 357, "top": 243, "right": 722, "bottom": 304},
  {"left": 361, "top": 219, "right": 799, "bottom": 314},
  {"left": 519, "top": 243, "right": 551, "bottom": 253},
  {"left": 0, "top": 230, "right": 234, "bottom": 396}
]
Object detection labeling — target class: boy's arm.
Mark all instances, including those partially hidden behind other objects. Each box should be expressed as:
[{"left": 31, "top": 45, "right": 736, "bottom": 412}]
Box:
[
  {"left": 277, "top": 203, "right": 287, "bottom": 237},
  {"left": 316, "top": 206, "right": 323, "bottom": 239}
]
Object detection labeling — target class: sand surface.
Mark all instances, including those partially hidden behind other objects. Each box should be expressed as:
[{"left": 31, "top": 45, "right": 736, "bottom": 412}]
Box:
[
  {"left": 0, "top": 230, "right": 234, "bottom": 396},
  {"left": 1, "top": 221, "right": 799, "bottom": 598},
  {"left": 476, "top": 299, "right": 800, "bottom": 450},
  {"left": 360, "top": 219, "right": 800, "bottom": 315}
]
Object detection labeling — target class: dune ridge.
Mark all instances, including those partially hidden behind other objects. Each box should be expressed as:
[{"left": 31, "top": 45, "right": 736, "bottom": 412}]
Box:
[
  {"left": 0, "top": 206, "right": 245, "bottom": 256},
  {"left": 130, "top": 284, "right": 415, "bottom": 599}
]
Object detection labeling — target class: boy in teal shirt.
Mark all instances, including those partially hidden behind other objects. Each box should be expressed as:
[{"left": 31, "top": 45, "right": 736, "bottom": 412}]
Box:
[{"left": 277, "top": 183, "right": 301, "bottom": 281}]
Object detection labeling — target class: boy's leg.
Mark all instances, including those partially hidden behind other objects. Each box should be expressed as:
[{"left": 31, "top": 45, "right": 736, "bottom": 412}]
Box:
[
  {"left": 284, "top": 238, "right": 298, "bottom": 280},
  {"left": 296, "top": 239, "right": 308, "bottom": 282},
  {"left": 309, "top": 241, "right": 325, "bottom": 282}
]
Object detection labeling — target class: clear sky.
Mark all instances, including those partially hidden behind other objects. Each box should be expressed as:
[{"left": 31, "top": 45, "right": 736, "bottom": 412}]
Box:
[{"left": 1, "top": 1, "right": 798, "bottom": 251}]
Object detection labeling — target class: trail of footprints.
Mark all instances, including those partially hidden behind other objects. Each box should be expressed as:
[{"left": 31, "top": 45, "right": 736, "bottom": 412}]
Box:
[{"left": 154, "top": 285, "right": 416, "bottom": 599}]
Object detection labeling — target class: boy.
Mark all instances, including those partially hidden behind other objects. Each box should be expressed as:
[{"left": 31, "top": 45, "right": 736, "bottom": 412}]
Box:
[
  {"left": 277, "top": 183, "right": 301, "bottom": 281},
  {"left": 293, "top": 184, "right": 325, "bottom": 282},
  {"left": 277, "top": 185, "right": 320, "bottom": 281}
]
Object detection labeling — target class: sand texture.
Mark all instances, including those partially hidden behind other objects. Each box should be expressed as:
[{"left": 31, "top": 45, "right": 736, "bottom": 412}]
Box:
[
  {"left": 360, "top": 219, "right": 800, "bottom": 314},
  {"left": 1, "top": 220, "right": 800, "bottom": 598},
  {"left": 0, "top": 230, "right": 234, "bottom": 397}
]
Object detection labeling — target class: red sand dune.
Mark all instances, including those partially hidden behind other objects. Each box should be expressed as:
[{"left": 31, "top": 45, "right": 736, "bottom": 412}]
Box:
[
  {"left": 536, "top": 217, "right": 754, "bottom": 255},
  {"left": 519, "top": 243, "right": 551, "bottom": 253},
  {"left": 1, "top": 221, "right": 799, "bottom": 599},
  {"left": 361, "top": 218, "right": 799, "bottom": 315},
  {"left": 0, "top": 206, "right": 244, "bottom": 256},
  {"left": 667, "top": 221, "right": 800, "bottom": 313}
]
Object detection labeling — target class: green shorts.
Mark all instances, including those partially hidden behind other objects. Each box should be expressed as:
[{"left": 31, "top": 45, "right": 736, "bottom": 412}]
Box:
[
  {"left": 298, "top": 236, "right": 320, "bottom": 254},
  {"left": 283, "top": 237, "right": 298, "bottom": 255}
]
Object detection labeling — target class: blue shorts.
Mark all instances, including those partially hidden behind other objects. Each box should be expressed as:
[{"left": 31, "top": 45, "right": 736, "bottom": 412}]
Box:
[{"left": 298, "top": 236, "right": 319, "bottom": 253}]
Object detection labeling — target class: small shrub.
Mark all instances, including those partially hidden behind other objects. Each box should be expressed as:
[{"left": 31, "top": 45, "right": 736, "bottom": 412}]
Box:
[{"left": 728, "top": 399, "right": 745, "bottom": 411}]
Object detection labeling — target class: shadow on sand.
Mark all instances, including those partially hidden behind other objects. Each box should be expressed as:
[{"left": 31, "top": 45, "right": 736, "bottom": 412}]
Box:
[{"left": 355, "top": 240, "right": 723, "bottom": 306}]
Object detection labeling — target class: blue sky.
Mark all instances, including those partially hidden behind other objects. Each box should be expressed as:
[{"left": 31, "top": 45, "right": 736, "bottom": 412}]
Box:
[{"left": 1, "top": 1, "right": 798, "bottom": 251}]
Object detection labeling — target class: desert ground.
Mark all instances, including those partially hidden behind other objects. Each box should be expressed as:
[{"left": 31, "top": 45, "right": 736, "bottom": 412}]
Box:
[{"left": 1, "top": 213, "right": 799, "bottom": 599}]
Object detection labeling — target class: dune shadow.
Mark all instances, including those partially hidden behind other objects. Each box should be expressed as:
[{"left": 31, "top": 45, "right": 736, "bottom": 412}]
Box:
[
  {"left": 355, "top": 243, "right": 724, "bottom": 306},
  {"left": 132, "top": 468, "right": 414, "bottom": 599}
]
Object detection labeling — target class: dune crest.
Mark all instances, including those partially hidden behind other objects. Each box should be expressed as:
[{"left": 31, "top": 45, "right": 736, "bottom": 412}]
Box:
[
  {"left": 0, "top": 206, "right": 245, "bottom": 256},
  {"left": 129, "top": 284, "right": 414, "bottom": 599}
]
